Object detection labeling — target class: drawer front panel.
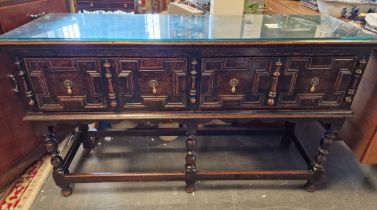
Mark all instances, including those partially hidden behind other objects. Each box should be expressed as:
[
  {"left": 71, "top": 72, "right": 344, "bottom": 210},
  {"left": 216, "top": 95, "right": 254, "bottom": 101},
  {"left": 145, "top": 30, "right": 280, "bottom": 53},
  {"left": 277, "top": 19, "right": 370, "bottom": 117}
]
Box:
[
  {"left": 200, "top": 55, "right": 364, "bottom": 110},
  {"left": 200, "top": 57, "right": 278, "bottom": 109},
  {"left": 115, "top": 58, "right": 188, "bottom": 110},
  {"left": 278, "top": 56, "right": 358, "bottom": 108},
  {"left": 25, "top": 58, "right": 107, "bottom": 111}
]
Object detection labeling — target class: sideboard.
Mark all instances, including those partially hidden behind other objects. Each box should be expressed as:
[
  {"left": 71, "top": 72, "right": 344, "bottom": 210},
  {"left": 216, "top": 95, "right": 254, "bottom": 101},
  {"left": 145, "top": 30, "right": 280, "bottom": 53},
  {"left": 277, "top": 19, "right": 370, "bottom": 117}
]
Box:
[{"left": 1, "top": 13, "right": 376, "bottom": 196}]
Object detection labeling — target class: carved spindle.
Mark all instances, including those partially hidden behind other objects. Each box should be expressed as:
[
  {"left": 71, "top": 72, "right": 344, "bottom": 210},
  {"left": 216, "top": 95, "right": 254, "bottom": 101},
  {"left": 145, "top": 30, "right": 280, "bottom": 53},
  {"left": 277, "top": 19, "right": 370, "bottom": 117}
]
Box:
[
  {"left": 267, "top": 59, "right": 283, "bottom": 106},
  {"left": 103, "top": 60, "right": 117, "bottom": 108},
  {"left": 185, "top": 123, "right": 197, "bottom": 193},
  {"left": 304, "top": 123, "right": 336, "bottom": 192},
  {"left": 190, "top": 59, "right": 198, "bottom": 104},
  {"left": 345, "top": 58, "right": 366, "bottom": 103},
  {"left": 15, "top": 57, "right": 35, "bottom": 106},
  {"left": 43, "top": 126, "right": 72, "bottom": 196}
]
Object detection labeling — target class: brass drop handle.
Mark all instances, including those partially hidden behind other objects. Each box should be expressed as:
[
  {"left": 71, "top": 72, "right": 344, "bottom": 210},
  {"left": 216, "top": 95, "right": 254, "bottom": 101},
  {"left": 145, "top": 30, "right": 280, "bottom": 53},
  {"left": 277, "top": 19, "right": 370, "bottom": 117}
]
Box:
[
  {"left": 149, "top": 80, "right": 158, "bottom": 95},
  {"left": 29, "top": 12, "right": 46, "bottom": 20},
  {"left": 310, "top": 77, "right": 320, "bottom": 93},
  {"left": 229, "top": 79, "right": 239, "bottom": 93},
  {"left": 64, "top": 80, "right": 73, "bottom": 96},
  {"left": 7, "top": 74, "right": 19, "bottom": 93}
]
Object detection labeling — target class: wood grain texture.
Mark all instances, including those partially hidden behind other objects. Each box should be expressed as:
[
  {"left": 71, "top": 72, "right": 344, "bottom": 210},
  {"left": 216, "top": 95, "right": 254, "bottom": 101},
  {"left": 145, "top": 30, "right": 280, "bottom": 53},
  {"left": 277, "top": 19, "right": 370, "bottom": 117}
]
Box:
[
  {"left": 0, "top": 0, "right": 67, "bottom": 33},
  {"left": 0, "top": 53, "right": 42, "bottom": 188},
  {"left": 0, "top": 0, "right": 68, "bottom": 188},
  {"left": 264, "top": 0, "right": 319, "bottom": 15},
  {"left": 3, "top": 40, "right": 377, "bottom": 46},
  {"left": 23, "top": 110, "right": 355, "bottom": 122}
]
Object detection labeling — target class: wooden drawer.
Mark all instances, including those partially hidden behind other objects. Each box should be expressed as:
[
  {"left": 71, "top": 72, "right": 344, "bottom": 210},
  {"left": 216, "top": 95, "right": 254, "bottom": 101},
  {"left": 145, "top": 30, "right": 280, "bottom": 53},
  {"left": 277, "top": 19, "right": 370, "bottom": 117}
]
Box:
[
  {"left": 114, "top": 58, "right": 188, "bottom": 110},
  {"left": 277, "top": 56, "right": 361, "bottom": 108},
  {"left": 200, "top": 56, "right": 365, "bottom": 110},
  {"left": 24, "top": 57, "right": 188, "bottom": 111},
  {"left": 200, "top": 57, "right": 277, "bottom": 109},
  {"left": 77, "top": 0, "right": 135, "bottom": 11},
  {"left": 24, "top": 58, "right": 108, "bottom": 111},
  {"left": 0, "top": 0, "right": 67, "bottom": 34}
]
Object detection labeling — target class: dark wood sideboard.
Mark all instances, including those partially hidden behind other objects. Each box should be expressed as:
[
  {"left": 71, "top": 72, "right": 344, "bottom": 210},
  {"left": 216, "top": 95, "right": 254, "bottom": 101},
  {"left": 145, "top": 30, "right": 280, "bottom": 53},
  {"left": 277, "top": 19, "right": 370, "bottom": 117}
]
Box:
[
  {"left": 0, "top": 0, "right": 68, "bottom": 188},
  {"left": 76, "top": 0, "right": 138, "bottom": 12},
  {"left": 0, "top": 14, "right": 376, "bottom": 196}
]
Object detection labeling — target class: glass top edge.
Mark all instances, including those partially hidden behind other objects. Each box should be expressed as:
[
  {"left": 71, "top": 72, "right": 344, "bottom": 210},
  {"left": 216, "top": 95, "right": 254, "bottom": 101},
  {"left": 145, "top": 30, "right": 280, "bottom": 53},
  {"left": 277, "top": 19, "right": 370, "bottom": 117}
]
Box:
[{"left": 0, "top": 13, "right": 376, "bottom": 42}]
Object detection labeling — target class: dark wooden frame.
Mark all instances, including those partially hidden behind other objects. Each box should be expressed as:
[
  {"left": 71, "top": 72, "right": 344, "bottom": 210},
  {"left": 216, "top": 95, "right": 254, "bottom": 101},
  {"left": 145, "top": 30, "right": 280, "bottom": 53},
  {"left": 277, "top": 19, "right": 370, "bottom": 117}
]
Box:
[{"left": 39, "top": 118, "right": 339, "bottom": 196}]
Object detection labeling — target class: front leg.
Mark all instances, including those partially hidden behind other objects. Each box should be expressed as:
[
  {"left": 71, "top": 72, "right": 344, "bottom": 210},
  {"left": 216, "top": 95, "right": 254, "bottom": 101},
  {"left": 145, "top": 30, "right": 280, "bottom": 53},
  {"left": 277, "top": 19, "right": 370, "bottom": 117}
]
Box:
[
  {"left": 43, "top": 126, "right": 72, "bottom": 196},
  {"left": 304, "top": 123, "right": 336, "bottom": 192},
  {"left": 185, "top": 122, "right": 197, "bottom": 193}
]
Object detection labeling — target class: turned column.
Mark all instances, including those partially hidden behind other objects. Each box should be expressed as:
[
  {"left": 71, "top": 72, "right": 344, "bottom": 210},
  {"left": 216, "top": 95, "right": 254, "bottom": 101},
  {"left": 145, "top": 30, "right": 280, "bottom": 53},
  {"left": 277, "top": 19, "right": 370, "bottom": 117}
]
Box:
[
  {"left": 103, "top": 60, "right": 117, "bottom": 108},
  {"left": 305, "top": 123, "right": 336, "bottom": 192},
  {"left": 185, "top": 122, "right": 197, "bottom": 193},
  {"left": 43, "top": 126, "right": 72, "bottom": 196}
]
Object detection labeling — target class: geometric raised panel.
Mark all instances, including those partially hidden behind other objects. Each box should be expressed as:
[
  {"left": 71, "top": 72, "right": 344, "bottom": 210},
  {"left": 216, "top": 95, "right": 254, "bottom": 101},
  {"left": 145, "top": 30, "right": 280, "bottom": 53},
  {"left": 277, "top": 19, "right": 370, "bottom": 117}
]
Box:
[
  {"left": 278, "top": 56, "right": 356, "bottom": 107},
  {"left": 200, "top": 57, "right": 274, "bottom": 109},
  {"left": 115, "top": 58, "right": 187, "bottom": 110},
  {"left": 24, "top": 58, "right": 107, "bottom": 111}
]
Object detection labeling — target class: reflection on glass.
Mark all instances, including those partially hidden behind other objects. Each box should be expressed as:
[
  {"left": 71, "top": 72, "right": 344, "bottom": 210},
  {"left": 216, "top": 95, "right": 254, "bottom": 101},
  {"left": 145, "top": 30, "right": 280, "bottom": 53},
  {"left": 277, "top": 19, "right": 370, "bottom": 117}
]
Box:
[
  {"left": 0, "top": 13, "right": 376, "bottom": 41},
  {"left": 146, "top": 14, "right": 161, "bottom": 39}
]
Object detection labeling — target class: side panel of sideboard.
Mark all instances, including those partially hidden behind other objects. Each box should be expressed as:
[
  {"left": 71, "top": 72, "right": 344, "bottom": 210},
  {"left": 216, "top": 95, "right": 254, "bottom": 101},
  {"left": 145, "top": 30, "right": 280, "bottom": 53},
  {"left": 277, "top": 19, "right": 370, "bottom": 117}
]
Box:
[{"left": 0, "top": 53, "right": 44, "bottom": 187}]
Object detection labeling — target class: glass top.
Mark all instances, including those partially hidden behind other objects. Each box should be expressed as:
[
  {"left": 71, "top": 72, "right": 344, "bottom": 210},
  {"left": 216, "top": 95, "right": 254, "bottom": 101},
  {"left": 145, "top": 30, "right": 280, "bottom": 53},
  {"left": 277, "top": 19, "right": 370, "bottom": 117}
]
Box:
[{"left": 0, "top": 13, "right": 376, "bottom": 42}]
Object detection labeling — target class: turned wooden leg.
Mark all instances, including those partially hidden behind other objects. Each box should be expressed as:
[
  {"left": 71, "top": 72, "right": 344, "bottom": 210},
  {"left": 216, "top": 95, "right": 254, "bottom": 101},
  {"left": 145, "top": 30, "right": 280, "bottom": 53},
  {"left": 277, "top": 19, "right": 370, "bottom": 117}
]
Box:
[
  {"left": 185, "top": 123, "right": 197, "bottom": 193},
  {"left": 305, "top": 123, "right": 336, "bottom": 192},
  {"left": 281, "top": 121, "right": 295, "bottom": 148},
  {"left": 78, "top": 123, "right": 94, "bottom": 150},
  {"left": 43, "top": 126, "right": 72, "bottom": 197}
]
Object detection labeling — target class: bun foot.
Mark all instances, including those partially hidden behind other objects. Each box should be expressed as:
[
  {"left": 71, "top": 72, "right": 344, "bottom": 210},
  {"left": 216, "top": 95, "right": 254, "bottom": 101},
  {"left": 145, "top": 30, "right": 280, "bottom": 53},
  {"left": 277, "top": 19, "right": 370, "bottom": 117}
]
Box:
[
  {"left": 185, "top": 184, "right": 195, "bottom": 193},
  {"left": 61, "top": 187, "right": 72, "bottom": 197},
  {"left": 304, "top": 182, "right": 316, "bottom": 192}
]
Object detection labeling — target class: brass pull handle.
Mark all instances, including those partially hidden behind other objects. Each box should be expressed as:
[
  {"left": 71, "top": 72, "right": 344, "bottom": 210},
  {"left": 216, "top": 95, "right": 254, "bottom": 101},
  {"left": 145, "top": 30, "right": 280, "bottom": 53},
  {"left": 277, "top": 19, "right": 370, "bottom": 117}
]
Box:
[
  {"left": 229, "top": 79, "right": 239, "bottom": 93},
  {"left": 64, "top": 80, "right": 73, "bottom": 96},
  {"left": 90, "top": 2, "right": 94, "bottom": 7},
  {"left": 310, "top": 77, "right": 320, "bottom": 93},
  {"left": 7, "top": 74, "right": 19, "bottom": 93},
  {"left": 149, "top": 80, "right": 158, "bottom": 95},
  {"left": 29, "top": 12, "right": 46, "bottom": 20},
  {"left": 124, "top": 3, "right": 128, "bottom": 7}
]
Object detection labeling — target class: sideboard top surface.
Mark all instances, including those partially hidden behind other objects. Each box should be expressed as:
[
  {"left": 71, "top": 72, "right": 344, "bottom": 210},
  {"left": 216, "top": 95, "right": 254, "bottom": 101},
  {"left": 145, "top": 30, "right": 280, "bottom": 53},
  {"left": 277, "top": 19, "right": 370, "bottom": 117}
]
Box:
[{"left": 1, "top": 13, "right": 377, "bottom": 45}]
